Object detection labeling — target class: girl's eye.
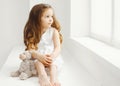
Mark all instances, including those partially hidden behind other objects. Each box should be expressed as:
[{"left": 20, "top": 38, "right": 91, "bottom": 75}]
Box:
[
  {"left": 46, "top": 16, "right": 49, "bottom": 18},
  {"left": 46, "top": 15, "right": 53, "bottom": 18}
]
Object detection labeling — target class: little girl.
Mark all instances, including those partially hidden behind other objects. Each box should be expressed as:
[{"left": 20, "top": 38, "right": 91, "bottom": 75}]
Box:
[{"left": 24, "top": 3, "right": 63, "bottom": 86}]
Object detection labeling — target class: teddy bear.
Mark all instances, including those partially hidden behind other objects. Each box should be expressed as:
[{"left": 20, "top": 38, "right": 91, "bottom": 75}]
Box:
[{"left": 10, "top": 51, "right": 37, "bottom": 80}]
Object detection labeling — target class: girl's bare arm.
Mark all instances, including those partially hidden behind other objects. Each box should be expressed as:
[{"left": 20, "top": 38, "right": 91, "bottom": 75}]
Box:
[
  {"left": 51, "top": 28, "right": 61, "bottom": 59},
  {"left": 30, "top": 50, "right": 52, "bottom": 66}
]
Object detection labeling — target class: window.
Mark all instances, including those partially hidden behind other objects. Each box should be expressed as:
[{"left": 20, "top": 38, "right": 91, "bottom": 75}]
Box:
[
  {"left": 113, "top": 0, "right": 120, "bottom": 48},
  {"left": 90, "top": 0, "right": 120, "bottom": 48},
  {"left": 91, "top": 0, "right": 112, "bottom": 43}
]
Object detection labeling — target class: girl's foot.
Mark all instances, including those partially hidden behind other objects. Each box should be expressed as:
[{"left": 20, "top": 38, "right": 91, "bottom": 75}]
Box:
[
  {"left": 53, "top": 82, "right": 61, "bottom": 86},
  {"left": 51, "top": 79, "right": 61, "bottom": 86},
  {"left": 39, "top": 75, "right": 52, "bottom": 86},
  {"left": 49, "top": 65, "right": 61, "bottom": 86}
]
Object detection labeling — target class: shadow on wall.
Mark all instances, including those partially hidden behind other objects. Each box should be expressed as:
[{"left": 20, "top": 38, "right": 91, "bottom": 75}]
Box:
[{"left": 0, "top": 0, "right": 29, "bottom": 69}]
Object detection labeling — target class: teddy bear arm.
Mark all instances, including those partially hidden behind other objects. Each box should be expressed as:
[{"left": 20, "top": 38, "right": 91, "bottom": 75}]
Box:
[
  {"left": 11, "top": 70, "right": 20, "bottom": 77},
  {"left": 19, "top": 72, "right": 30, "bottom": 80}
]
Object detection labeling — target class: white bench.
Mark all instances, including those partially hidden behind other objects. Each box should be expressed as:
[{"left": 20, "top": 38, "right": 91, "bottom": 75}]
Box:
[
  {"left": 0, "top": 46, "right": 65, "bottom": 86},
  {"left": 0, "top": 45, "right": 101, "bottom": 86}
]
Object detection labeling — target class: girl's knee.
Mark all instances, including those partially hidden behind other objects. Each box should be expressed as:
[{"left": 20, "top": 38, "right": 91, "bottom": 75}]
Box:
[
  {"left": 50, "top": 64, "right": 57, "bottom": 70},
  {"left": 34, "top": 60, "right": 43, "bottom": 67}
]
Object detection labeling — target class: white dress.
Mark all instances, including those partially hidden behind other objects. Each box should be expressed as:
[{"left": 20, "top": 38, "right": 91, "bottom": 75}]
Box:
[{"left": 37, "top": 27, "right": 63, "bottom": 73}]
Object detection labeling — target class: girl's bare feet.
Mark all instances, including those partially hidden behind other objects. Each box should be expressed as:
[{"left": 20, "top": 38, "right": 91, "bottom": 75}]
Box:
[
  {"left": 35, "top": 61, "right": 52, "bottom": 86},
  {"left": 52, "top": 81, "right": 61, "bottom": 86},
  {"left": 39, "top": 75, "right": 52, "bottom": 86},
  {"left": 49, "top": 65, "right": 61, "bottom": 86}
]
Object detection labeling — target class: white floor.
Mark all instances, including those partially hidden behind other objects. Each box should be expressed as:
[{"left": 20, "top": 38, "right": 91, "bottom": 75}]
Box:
[{"left": 0, "top": 46, "right": 100, "bottom": 86}]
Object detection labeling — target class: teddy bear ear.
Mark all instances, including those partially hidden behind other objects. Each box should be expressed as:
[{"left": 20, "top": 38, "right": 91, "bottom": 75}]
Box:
[{"left": 19, "top": 54, "right": 26, "bottom": 60}]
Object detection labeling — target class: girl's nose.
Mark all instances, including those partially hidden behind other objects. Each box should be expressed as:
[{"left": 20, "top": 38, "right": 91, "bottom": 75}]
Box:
[
  {"left": 49, "top": 19, "right": 52, "bottom": 22},
  {"left": 49, "top": 18, "right": 53, "bottom": 22}
]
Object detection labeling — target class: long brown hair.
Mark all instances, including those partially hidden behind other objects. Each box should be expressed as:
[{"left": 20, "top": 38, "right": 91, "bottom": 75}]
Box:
[{"left": 24, "top": 3, "right": 63, "bottom": 50}]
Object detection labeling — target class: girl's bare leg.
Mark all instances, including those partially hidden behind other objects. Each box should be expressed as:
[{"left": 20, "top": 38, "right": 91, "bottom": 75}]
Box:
[
  {"left": 35, "top": 61, "right": 52, "bottom": 86},
  {"left": 49, "top": 65, "right": 61, "bottom": 86}
]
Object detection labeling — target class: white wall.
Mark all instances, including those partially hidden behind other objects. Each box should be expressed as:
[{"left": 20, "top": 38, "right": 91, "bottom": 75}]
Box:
[
  {"left": 0, "top": 0, "right": 29, "bottom": 69},
  {"left": 71, "top": 0, "right": 90, "bottom": 37}
]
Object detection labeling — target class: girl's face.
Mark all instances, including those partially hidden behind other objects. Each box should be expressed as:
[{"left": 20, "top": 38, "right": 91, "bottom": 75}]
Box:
[{"left": 41, "top": 8, "right": 53, "bottom": 29}]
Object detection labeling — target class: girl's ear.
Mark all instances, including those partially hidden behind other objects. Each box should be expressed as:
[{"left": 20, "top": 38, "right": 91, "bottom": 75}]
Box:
[{"left": 59, "top": 33, "right": 63, "bottom": 44}]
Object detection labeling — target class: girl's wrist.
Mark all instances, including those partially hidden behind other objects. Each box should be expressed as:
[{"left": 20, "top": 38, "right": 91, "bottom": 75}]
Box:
[
  {"left": 50, "top": 53, "right": 55, "bottom": 58},
  {"left": 39, "top": 54, "right": 44, "bottom": 59}
]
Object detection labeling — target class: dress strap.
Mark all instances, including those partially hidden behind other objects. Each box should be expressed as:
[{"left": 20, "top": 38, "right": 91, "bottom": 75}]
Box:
[{"left": 49, "top": 27, "right": 54, "bottom": 39}]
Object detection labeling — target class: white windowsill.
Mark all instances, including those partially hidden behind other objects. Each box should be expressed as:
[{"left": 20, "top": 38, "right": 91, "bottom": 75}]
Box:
[{"left": 70, "top": 36, "right": 120, "bottom": 69}]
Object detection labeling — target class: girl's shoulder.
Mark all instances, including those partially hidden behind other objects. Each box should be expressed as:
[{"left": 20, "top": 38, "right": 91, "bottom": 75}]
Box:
[
  {"left": 50, "top": 27, "right": 58, "bottom": 33},
  {"left": 50, "top": 27, "right": 59, "bottom": 37}
]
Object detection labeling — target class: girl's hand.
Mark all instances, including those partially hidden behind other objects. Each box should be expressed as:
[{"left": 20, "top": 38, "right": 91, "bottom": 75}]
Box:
[
  {"left": 45, "top": 54, "right": 54, "bottom": 59},
  {"left": 29, "top": 50, "right": 53, "bottom": 66},
  {"left": 44, "top": 54, "right": 55, "bottom": 66},
  {"left": 40, "top": 54, "right": 53, "bottom": 66}
]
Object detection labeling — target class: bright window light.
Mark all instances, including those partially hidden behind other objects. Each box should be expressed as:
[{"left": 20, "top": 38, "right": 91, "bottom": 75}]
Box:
[{"left": 91, "top": 0, "right": 112, "bottom": 42}]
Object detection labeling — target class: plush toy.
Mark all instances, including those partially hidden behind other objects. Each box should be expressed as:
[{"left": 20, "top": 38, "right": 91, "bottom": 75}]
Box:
[{"left": 11, "top": 51, "right": 37, "bottom": 80}]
